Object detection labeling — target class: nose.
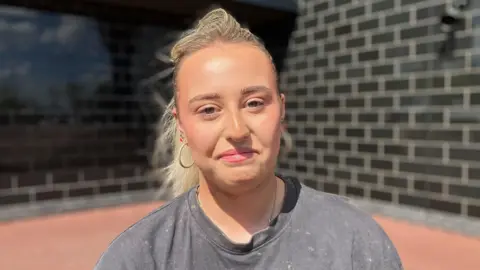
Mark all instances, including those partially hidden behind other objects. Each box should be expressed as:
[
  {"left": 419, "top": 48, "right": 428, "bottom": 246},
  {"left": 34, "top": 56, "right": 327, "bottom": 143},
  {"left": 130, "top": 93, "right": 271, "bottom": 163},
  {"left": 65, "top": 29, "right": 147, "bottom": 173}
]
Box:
[{"left": 225, "top": 112, "right": 249, "bottom": 142}]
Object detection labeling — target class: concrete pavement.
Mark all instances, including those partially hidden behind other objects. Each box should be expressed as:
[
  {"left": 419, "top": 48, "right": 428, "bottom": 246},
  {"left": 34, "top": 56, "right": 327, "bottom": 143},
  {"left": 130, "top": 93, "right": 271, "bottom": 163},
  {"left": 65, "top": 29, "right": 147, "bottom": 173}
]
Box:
[{"left": 0, "top": 202, "right": 479, "bottom": 270}]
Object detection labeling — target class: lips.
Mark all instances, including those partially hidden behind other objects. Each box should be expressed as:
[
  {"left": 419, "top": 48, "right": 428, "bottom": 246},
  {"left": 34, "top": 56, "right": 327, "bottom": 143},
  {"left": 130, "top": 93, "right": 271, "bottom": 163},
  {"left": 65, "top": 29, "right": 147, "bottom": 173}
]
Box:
[{"left": 218, "top": 148, "right": 256, "bottom": 163}]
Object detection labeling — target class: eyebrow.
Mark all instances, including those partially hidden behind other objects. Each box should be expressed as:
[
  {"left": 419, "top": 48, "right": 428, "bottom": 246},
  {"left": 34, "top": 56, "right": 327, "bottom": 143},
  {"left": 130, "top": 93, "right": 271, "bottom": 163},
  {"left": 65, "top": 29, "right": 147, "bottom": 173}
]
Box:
[
  {"left": 188, "top": 85, "right": 271, "bottom": 104},
  {"left": 240, "top": 85, "right": 271, "bottom": 96},
  {"left": 188, "top": 93, "right": 221, "bottom": 104}
]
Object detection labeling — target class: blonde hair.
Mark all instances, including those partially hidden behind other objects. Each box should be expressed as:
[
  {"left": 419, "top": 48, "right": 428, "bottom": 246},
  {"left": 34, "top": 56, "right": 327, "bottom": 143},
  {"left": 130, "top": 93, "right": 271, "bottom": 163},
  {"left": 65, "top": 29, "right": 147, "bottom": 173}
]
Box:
[{"left": 150, "top": 8, "right": 292, "bottom": 198}]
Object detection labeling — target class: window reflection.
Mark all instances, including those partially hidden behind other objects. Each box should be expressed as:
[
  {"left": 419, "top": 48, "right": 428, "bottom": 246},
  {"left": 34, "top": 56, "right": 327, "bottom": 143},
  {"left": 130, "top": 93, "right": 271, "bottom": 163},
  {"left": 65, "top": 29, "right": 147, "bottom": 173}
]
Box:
[
  {"left": 1, "top": 10, "right": 110, "bottom": 115},
  {"left": 235, "top": 0, "right": 296, "bottom": 11},
  {"left": 0, "top": 5, "right": 180, "bottom": 174}
]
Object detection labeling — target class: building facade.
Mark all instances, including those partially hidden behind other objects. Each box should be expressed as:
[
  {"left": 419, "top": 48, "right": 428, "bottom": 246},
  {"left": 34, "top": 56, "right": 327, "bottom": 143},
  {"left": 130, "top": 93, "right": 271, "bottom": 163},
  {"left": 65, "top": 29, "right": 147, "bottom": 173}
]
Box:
[
  {"left": 276, "top": 0, "right": 480, "bottom": 220},
  {"left": 0, "top": 0, "right": 479, "bottom": 222},
  {"left": 0, "top": 0, "right": 295, "bottom": 219}
]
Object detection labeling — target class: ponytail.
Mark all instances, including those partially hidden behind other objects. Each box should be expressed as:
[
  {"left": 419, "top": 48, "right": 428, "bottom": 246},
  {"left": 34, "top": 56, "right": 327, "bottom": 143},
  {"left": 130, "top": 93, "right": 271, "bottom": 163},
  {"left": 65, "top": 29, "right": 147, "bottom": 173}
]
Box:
[{"left": 150, "top": 97, "right": 199, "bottom": 198}]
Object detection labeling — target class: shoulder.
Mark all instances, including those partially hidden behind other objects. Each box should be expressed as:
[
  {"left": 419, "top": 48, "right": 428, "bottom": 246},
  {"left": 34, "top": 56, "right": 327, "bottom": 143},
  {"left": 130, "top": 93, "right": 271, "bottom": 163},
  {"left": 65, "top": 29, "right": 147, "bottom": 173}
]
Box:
[
  {"left": 94, "top": 192, "right": 191, "bottom": 270},
  {"left": 113, "top": 192, "right": 190, "bottom": 242},
  {"left": 298, "top": 184, "right": 403, "bottom": 269},
  {"left": 298, "top": 183, "right": 382, "bottom": 230}
]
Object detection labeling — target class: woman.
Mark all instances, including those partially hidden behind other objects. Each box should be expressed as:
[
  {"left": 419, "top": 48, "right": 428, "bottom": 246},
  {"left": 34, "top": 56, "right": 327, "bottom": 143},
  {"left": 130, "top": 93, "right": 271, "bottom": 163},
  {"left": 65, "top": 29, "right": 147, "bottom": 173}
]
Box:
[{"left": 95, "top": 8, "right": 403, "bottom": 270}]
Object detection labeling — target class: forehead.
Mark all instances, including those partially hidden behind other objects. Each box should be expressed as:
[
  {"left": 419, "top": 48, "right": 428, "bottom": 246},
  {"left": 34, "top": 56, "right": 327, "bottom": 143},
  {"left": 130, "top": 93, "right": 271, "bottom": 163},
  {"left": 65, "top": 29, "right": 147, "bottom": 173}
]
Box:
[{"left": 175, "top": 42, "right": 276, "bottom": 99}]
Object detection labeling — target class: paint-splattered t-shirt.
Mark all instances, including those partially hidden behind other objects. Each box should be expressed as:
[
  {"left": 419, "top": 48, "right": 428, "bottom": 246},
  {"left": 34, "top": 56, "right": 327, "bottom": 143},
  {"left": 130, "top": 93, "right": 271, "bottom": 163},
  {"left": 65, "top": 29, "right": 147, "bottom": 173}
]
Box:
[{"left": 95, "top": 177, "right": 403, "bottom": 270}]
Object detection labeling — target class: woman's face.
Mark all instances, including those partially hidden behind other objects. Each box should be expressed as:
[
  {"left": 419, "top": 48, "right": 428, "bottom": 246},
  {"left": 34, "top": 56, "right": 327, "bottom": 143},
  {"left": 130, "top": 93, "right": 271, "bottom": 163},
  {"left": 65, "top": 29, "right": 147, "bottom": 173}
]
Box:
[{"left": 175, "top": 42, "right": 285, "bottom": 192}]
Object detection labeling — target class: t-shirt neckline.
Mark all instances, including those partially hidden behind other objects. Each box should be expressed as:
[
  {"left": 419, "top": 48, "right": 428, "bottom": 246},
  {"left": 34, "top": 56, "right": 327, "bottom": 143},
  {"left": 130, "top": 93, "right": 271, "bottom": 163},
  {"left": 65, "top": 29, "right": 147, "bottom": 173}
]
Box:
[{"left": 187, "top": 176, "right": 299, "bottom": 254}]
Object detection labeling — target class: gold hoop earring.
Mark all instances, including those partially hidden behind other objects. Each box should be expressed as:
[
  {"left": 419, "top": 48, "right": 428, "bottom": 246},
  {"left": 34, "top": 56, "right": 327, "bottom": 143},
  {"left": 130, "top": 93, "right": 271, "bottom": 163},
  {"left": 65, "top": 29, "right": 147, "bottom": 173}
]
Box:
[{"left": 178, "top": 143, "right": 194, "bottom": 168}]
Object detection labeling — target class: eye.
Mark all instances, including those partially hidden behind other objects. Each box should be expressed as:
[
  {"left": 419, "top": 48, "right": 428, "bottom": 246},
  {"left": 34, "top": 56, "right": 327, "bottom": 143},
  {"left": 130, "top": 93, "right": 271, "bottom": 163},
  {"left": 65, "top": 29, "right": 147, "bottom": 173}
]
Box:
[
  {"left": 197, "top": 105, "right": 220, "bottom": 120},
  {"left": 200, "top": 106, "right": 216, "bottom": 115},
  {"left": 246, "top": 99, "right": 264, "bottom": 108}
]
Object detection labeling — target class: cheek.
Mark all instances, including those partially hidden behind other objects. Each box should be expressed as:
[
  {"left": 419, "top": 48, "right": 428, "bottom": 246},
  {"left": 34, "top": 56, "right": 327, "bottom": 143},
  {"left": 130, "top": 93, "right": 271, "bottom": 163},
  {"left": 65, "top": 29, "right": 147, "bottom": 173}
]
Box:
[
  {"left": 252, "top": 113, "right": 282, "bottom": 149},
  {"left": 183, "top": 120, "right": 219, "bottom": 156}
]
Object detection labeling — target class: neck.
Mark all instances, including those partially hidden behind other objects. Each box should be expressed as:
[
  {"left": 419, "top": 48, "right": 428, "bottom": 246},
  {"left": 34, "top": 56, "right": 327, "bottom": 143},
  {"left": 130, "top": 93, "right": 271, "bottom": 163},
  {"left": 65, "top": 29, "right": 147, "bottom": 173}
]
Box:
[{"left": 196, "top": 174, "right": 284, "bottom": 244}]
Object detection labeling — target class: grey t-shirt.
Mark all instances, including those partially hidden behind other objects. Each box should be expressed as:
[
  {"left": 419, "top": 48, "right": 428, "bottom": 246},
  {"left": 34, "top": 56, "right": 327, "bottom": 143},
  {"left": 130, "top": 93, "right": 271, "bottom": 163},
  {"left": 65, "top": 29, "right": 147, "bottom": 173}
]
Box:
[{"left": 95, "top": 177, "right": 403, "bottom": 270}]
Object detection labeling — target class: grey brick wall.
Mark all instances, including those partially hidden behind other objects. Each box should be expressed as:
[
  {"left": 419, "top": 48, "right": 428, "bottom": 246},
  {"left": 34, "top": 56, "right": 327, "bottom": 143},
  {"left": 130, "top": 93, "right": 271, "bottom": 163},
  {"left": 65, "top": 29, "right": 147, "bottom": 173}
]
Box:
[
  {"left": 277, "top": 0, "right": 480, "bottom": 219},
  {"left": 3, "top": 0, "right": 480, "bottom": 222},
  {"left": 0, "top": 3, "right": 175, "bottom": 208},
  {"left": 0, "top": 1, "right": 295, "bottom": 218}
]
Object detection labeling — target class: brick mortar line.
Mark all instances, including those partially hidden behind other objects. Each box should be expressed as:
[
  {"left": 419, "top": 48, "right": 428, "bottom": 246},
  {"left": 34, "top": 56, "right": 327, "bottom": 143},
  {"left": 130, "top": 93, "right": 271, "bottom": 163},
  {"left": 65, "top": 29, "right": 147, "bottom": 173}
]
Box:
[
  {"left": 306, "top": 2, "right": 442, "bottom": 33},
  {"left": 309, "top": 140, "right": 480, "bottom": 158},
  {"left": 307, "top": 105, "right": 480, "bottom": 114},
  {"left": 308, "top": 137, "right": 480, "bottom": 154},
  {"left": 294, "top": 127, "right": 471, "bottom": 137},
  {"left": 0, "top": 176, "right": 150, "bottom": 195},
  {"left": 315, "top": 137, "right": 475, "bottom": 152},
  {"left": 349, "top": 198, "right": 480, "bottom": 237},
  {"left": 327, "top": 48, "right": 439, "bottom": 62},
  {"left": 296, "top": 147, "right": 480, "bottom": 179},
  {"left": 304, "top": 53, "right": 469, "bottom": 71},
  {"left": 294, "top": 31, "right": 474, "bottom": 55},
  {"left": 288, "top": 58, "right": 470, "bottom": 78},
  {"left": 317, "top": 178, "right": 473, "bottom": 203},
  {"left": 0, "top": 108, "right": 157, "bottom": 116},
  {"left": 319, "top": 122, "right": 478, "bottom": 130},
  {"left": 326, "top": 161, "right": 477, "bottom": 185},
  {"left": 315, "top": 18, "right": 446, "bottom": 44},
  {"left": 335, "top": 179, "right": 476, "bottom": 201},
  {"left": 0, "top": 190, "right": 163, "bottom": 222}
]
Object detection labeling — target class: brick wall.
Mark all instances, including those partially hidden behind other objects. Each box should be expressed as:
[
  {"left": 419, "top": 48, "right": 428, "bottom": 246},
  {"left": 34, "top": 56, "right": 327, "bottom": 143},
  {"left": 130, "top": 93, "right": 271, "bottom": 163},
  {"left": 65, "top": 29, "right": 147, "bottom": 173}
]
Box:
[
  {"left": 3, "top": 0, "right": 480, "bottom": 221},
  {"left": 0, "top": 2, "right": 294, "bottom": 217},
  {"left": 0, "top": 4, "right": 178, "bottom": 208},
  {"left": 277, "top": 0, "right": 480, "bottom": 219}
]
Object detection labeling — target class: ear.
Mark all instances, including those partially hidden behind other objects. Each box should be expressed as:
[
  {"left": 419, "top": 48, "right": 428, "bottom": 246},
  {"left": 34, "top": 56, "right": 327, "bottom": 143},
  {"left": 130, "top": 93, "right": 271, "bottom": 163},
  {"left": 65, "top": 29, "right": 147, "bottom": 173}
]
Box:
[
  {"left": 172, "top": 107, "right": 186, "bottom": 138},
  {"left": 279, "top": 93, "right": 286, "bottom": 121}
]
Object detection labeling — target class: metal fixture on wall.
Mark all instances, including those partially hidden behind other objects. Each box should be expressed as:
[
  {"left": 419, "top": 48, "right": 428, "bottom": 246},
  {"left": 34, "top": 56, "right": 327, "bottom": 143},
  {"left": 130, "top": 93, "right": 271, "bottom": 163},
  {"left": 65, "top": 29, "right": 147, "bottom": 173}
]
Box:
[{"left": 438, "top": 0, "right": 470, "bottom": 58}]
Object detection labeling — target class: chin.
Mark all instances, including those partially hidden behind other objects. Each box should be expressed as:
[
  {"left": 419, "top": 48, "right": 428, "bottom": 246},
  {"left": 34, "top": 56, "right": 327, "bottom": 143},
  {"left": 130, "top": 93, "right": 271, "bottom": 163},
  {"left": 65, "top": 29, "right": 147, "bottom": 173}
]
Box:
[{"left": 220, "top": 166, "right": 263, "bottom": 186}]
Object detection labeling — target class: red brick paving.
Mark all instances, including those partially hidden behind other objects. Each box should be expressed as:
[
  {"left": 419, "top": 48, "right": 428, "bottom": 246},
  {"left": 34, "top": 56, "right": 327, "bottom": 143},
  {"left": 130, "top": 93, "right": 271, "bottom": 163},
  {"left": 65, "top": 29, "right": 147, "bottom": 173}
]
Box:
[{"left": 0, "top": 202, "right": 479, "bottom": 270}]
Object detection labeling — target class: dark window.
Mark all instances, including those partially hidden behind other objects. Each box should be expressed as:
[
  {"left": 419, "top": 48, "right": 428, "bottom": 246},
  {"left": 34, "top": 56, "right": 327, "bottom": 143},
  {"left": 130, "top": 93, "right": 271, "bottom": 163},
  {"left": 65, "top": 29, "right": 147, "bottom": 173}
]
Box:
[{"left": 0, "top": 5, "right": 180, "bottom": 188}]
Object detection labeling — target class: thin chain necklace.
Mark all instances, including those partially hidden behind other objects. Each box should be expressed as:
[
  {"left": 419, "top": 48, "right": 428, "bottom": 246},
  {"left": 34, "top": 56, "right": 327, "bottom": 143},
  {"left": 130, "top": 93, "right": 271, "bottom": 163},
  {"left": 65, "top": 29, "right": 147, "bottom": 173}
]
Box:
[
  {"left": 196, "top": 178, "right": 278, "bottom": 225},
  {"left": 268, "top": 178, "right": 278, "bottom": 224}
]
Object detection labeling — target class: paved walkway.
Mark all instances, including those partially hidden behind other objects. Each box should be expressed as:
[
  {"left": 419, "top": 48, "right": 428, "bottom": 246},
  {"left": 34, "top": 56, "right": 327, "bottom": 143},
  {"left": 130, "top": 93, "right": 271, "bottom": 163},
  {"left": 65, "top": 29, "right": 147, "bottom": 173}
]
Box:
[{"left": 0, "top": 202, "right": 479, "bottom": 270}]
